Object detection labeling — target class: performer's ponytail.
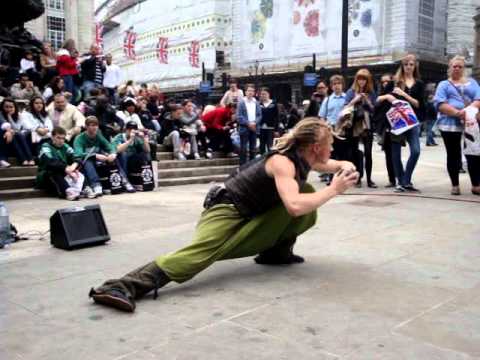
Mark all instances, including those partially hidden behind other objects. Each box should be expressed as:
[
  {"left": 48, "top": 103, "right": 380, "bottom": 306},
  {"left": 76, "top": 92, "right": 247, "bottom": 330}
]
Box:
[{"left": 273, "top": 117, "right": 331, "bottom": 154}]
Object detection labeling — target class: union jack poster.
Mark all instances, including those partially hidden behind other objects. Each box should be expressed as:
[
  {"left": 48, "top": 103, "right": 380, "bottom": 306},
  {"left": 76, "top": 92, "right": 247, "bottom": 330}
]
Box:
[
  {"left": 189, "top": 40, "right": 200, "bottom": 68},
  {"left": 123, "top": 28, "right": 137, "bottom": 60},
  {"left": 95, "top": 23, "right": 104, "bottom": 52},
  {"left": 156, "top": 37, "right": 169, "bottom": 64},
  {"left": 386, "top": 100, "right": 419, "bottom": 136}
]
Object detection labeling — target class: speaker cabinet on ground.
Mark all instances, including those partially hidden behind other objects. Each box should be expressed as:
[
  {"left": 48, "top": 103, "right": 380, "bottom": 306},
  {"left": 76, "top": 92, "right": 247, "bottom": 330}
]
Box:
[{"left": 50, "top": 205, "right": 110, "bottom": 250}]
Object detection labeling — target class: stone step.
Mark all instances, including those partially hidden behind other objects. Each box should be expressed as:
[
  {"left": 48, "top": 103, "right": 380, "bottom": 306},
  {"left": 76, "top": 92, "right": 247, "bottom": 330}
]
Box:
[
  {"left": 0, "top": 188, "right": 46, "bottom": 200},
  {"left": 0, "top": 176, "right": 36, "bottom": 191},
  {"left": 0, "top": 166, "right": 38, "bottom": 177},
  {"left": 158, "top": 158, "right": 238, "bottom": 169},
  {"left": 156, "top": 152, "right": 236, "bottom": 161},
  {"left": 158, "top": 174, "right": 228, "bottom": 187},
  {"left": 158, "top": 165, "right": 236, "bottom": 179}
]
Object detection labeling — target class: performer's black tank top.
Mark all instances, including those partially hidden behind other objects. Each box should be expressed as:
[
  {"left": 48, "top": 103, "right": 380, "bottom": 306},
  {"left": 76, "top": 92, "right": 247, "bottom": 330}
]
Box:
[{"left": 224, "top": 147, "right": 310, "bottom": 217}]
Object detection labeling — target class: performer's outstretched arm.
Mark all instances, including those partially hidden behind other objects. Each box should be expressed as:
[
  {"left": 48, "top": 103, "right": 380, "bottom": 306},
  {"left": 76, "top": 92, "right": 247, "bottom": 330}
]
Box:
[{"left": 267, "top": 155, "right": 358, "bottom": 217}]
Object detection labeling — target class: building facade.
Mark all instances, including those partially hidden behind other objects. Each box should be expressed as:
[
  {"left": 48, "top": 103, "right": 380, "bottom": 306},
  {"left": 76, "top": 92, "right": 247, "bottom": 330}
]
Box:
[
  {"left": 97, "top": 0, "right": 452, "bottom": 101},
  {"left": 26, "top": 0, "right": 95, "bottom": 53}
]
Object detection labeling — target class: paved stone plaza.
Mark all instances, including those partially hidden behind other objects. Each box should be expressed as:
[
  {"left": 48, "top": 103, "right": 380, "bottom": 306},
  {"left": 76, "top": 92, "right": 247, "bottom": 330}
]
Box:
[{"left": 1, "top": 143, "right": 479, "bottom": 360}]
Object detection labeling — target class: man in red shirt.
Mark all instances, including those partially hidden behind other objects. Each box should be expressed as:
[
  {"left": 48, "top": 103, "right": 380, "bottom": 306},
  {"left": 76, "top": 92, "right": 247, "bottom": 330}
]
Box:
[{"left": 202, "top": 103, "right": 236, "bottom": 157}]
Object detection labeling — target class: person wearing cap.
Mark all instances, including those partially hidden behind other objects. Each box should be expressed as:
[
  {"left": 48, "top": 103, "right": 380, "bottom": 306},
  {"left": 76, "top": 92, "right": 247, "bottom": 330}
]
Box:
[
  {"left": 73, "top": 116, "right": 116, "bottom": 198},
  {"left": 112, "top": 121, "right": 151, "bottom": 193},
  {"left": 116, "top": 98, "right": 143, "bottom": 130}
]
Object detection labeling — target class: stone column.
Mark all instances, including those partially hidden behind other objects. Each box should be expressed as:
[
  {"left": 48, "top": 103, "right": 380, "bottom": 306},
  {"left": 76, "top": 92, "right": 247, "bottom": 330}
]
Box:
[{"left": 76, "top": 0, "right": 94, "bottom": 53}]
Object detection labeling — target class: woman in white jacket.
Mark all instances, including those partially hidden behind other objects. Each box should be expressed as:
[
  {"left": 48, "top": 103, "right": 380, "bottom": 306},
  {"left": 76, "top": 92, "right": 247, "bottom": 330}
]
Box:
[
  {"left": 116, "top": 98, "right": 143, "bottom": 130},
  {"left": 21, "top": 96, "right": 53, "bottom": 156}
]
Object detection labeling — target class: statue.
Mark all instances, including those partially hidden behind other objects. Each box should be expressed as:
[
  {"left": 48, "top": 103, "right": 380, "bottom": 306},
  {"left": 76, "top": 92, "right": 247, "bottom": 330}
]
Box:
[{"left": 0, "top": 0, "right": 46, "bottom": 82}]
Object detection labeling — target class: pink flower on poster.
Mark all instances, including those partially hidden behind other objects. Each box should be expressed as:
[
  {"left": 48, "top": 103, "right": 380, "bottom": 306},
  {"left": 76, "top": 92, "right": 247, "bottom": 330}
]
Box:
[{"left": 304, "top": 10, "right": 319, "bottom": 37}]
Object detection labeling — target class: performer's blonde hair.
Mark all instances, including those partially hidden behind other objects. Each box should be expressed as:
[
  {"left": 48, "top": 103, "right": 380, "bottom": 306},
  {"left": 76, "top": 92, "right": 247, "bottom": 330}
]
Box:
[{"left": 273, "top": 117, "right": 332, "bottom": 154}]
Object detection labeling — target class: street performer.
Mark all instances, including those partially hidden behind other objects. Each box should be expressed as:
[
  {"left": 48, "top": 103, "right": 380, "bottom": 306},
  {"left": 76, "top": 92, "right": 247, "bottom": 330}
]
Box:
[{"left": 89, "top": 118, "right": 359, "bottom": 312}]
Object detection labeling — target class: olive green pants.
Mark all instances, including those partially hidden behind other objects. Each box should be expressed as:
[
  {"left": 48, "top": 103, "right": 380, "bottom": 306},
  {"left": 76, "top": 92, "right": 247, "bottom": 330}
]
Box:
[{"left": 156, "top": 183, "right": 317, "bottom": 283}]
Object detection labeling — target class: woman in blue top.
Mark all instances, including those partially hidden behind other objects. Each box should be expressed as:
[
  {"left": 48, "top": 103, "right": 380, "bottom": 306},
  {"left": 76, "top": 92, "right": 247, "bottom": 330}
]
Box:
[
  {"left": 434, "top": 55, "right": 480, "bottom": 195},
  {"left": 344, "top": 68, "right": 377, "bottom": 188}
]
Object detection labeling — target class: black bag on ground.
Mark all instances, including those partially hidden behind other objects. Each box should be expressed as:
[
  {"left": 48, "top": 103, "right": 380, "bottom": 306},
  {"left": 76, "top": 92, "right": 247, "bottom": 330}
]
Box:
[
  {"left": 97, "top": 165, "right": 123, "bottom": 194},
  {"left": 128, "top": 163, "right": 154, "bottom": 191}
]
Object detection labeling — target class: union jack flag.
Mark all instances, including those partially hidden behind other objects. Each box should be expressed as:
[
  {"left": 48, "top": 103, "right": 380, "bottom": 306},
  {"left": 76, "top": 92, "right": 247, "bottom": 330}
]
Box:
[
  {"left": 386, "top": 100, "right": 419, "bottom": 135},
  {"left": 189, "top": 40, "right": 200, "bottom": 68},
  {"left": 123, "top": 28, "right": 137, "bottom": 60},
  {"left": 95, "top": 23, "right": 104, "bottom": 52},
  {"left": 156, "top": 37, "right": 168, "bottom": 64}
]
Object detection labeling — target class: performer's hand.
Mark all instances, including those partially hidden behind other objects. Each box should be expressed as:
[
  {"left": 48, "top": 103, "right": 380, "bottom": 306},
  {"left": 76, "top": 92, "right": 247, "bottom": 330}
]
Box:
[
  {"left": 340, "top": 161, "right": 356, "bottom": 174},
  {"left": 331, "top": 169, "right": 359, "bottom": 194}
]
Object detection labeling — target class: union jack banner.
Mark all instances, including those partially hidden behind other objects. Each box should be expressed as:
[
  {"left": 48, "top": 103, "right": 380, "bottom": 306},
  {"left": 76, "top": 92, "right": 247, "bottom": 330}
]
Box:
[
  {"left": 189, "top": 40, "right": 200, "bottom": 68},
  {"left": 95, "top": 23, "right": 104, "bottom": 52},
  {"left": 123, "top": 28, "right": 137, "bottom": 60},
  {"left": 386, "top": 100, "right": 419, "bottom": 136},
  {"left": 156, "top": 37, "right": 168, "bottom": 64}
]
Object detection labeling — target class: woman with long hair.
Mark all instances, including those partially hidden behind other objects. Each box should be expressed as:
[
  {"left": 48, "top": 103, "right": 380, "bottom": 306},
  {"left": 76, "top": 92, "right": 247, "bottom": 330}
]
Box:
[
  {"left": 0, "top": 98, "right": 35, "bottom": 166},
  {"left": 382, "top": 54, "right": 425, "bottom": 192},
  {"left": 40, "top": 41, "right": 58, "bottom": 86},
  {"left": 434, "top": 55, "right": 480, "bottom": 195},
  {"left": 43, "top": 76, "right": 65, "bottom": 104},
  {"left": 21, "top": 96, "right": 53, "bottom": 156},
  {"left": 344, "top": 68, "right": 377, "bottom": 188}
]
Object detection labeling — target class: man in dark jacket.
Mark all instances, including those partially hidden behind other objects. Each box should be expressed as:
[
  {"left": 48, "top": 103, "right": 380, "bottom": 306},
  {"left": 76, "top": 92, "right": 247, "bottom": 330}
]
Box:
[
  {"left": 80, "top": 44, "right": 105, "bottom": 99},
  {"left": 36, "top": 127, "right": 83, "bottom": 200},
  {"left": 161, "top": 104, "right": 185, "bottom": 160}
]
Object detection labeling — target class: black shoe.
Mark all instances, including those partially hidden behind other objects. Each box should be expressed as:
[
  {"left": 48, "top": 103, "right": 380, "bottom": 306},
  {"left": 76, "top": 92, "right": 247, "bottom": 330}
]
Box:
[
  {"left": 89, "top": 288, "right": 136, "bottom": 312},
  {"left": 403, "top": 184, "right": 421, "bottom": 193},
  {"left": 254, "top": 253, "right": 305, "bottom": 265},
  {"left": 394, "top": 185, "right": 406, "bottom": 193},
  {"left": 367, "top": 180, "right": 378, "bottom": 188},
  {"left": 459, "top": 168, "right": 466, "bottom": 174}
]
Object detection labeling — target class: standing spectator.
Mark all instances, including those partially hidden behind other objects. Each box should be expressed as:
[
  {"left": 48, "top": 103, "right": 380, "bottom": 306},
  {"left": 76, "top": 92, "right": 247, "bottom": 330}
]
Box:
[
  {"left": 80, "top": 44, "right": 105, "bottom": 98},
  {"left": 319, "top": 75, "right": 347, "bottom": 184},
  {"left": 46, "top": 94, "right": 85, "bottom": 142},
  {"left": 434, "top": 55, "right": 480, "bottom": 195},
  {"left": 43, "top": 76, "right": 66, "bottom": 104},
  {"left": 102, "top": 53, "right": 122, "bottom": 101},
  {"left": 21, "top": 96, "right": 53, "bottom": 155},
  {"left": 161, "top": 104, "right": 185, "bottom": 160},
  {"left": 201, "top": 103, "right": 236, "bottom": 158},
  {"left": 73, "top": 116, "right": 117, "bottom": 197},
  {"left": 0, "top": 98, "right": 34, "bottom": 166},
  {"left": 374, "top": 73, "right": 397, "bottom": 188},
  {"left": 40, "top": 42, "right": 58, "bottom": 87},
  {"left": 56, "top": 39, "right": 79, "bottom": 100},
  {"left": 344, "top": 68, "right": 377, "bottom": 188},
  {"left": 220, "top": 78, "right": 244, "bottom": 106},
  {"left": 116, "top": 98, "right": 143, "bottom": 129},
  {"left": 10, "top": 73, "right": 42, "bottom": 101},
  {"left": 424, "top": 83, "right": 438, "bottom": 146},
  {"left": 277, "top": 103, "right": 288, "bottom": 134},
  {"left": 112, "top": 121, "right": 151, "bottom": 193},
  {"left": 305, "top": 80, "right": 328, "bottom": 117},
  {"left": 389, "top": 54, "right": 425, "bottom": 193},
  {"left": 36, "top": 126, "right": 83, "bottom": 201},
  {"left": 237, "top": 84, "right": 261, "bottom": 165},
  {"left": 259, "top": 87, "right": 279, "bottom": 154}
]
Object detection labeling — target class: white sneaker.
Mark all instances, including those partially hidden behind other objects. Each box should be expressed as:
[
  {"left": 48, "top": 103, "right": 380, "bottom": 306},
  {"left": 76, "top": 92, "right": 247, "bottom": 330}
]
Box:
[
  {"left": 93, "top": 185, "right": 103, "bottom": 197},
  {"left": 175, "top": 153, "right": 186, "bottom": 161},
  {"left": 0, "top": 160, "right": 11, "bottom": 168},
  {"left": 193, "top": 153, "right": 201, "bottom": 160},
  {"left": 82, "top": 186, "right": 96, "bottom": 199},
  {"left": 205, "top": 151, "right": 213, "bottom": 159},
  {"left": 124, "top": 182, "right": 136, "bottom": 193},
  {"left": 65, "top": 188, "right": 80, "bottom": 201},
  {"left": 227, "top": 152, "right": 238, "bottom": 158}
]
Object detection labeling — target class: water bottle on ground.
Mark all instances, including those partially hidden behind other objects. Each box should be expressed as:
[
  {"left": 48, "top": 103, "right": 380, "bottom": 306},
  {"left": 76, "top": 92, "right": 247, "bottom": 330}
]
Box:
[{"left": 0, "top": 202, "right": 12, "bottom": 248}]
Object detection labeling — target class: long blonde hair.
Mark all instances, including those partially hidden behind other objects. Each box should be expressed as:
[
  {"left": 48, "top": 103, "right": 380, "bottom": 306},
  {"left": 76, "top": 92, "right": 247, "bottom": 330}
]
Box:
[
  {"left": 394, "top": 54, "right": 421, "bottom": 89},
  {"left": 273, "top": 117, "right": 332, "bottom": 154},
  {"left": 352, "top": 68, "right": 374, "bottom": 94},
  {"left": 448, "top": 55, "right": 467, "bottom": 82}
]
